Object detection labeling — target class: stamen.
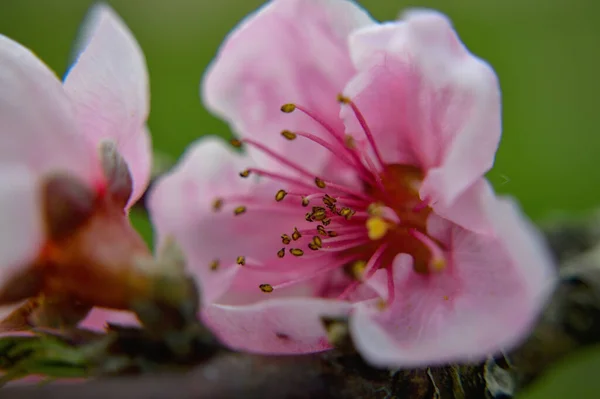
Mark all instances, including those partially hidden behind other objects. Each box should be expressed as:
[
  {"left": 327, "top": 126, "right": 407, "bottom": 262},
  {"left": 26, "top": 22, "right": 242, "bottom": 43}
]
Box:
[
  {"left": 230, "top": 138, "right": 242, "bottom": 148},
  {"left": 308, "top": 243, "right": 319, "bottom": 251},
  {"left": 236, "top": 256, "right": 246, "bottom": 265},
  {"left": 344, "top": 134, "right": 356, "bottom": 149},
  {"left": 318, "top": 239, "right": 371, "bottom": 253},
  {"left": 316, "top": 225, "right": 327, "bottom": 236},
  {"left": 281, "top": 130, "right": 297, "bottom": 140},
  {"left": 292, "top": 227, "right": 302, "bottom": 241},
  {"left": 233, "top": 206, "right": 247, "bottom": 215},
  {"left": 269, "top": 254, "right": 360, "bottom": 291},
  {"left": 315, "top": 177, "right": 326, "bottom": 189},
  {"left": 212, "top": 197, "right": 224, "bottom": 211},
  {"left": 349, "top": 260, "right": 367, "bottom": 280},
  {"left": 339, "top": 95, "right": 386, "bottom": 169},
  {"left": 246, "top": 168, "right": 323, "bottom": 194},
  {"left": 275, "top": 189, "right": 287, "bottom": 202},
  {"left": 277, "top": 248, "right": 285, "bottom": 258},
  {"left": 239, "top": 169, "right": 251, "bottom": 178},
  {"left": 293, "top": 130, "right": 375, "bottom": 184},
  {"left": 289, "top": 248, "right": 304, "bottom": 257},
  {"left": 241, "top": 139, "right": 316, "bottom": 180},
  {"left": 281, "top": 234, "right": 291, "bottom": 245},
  {"left": 338, "top": 207, "right": 356, "bottom": 220},
  {"left": 209, "top": 259, "right": 220, "bottom": 271},
  {"left": 312, "top": 236, "right": 323, "bottom": 248},
  {"left": 338, "top": 243, "right": 388, "bottom": 299},
  {"left": 259, "top": 283, "right": 274, "bottom": 293},
  {"left": 366, "top": 216, "right": 390, "bottom": 240},
  {"left": 314, "top": 178, "right": 372, "bottom": 202},
  {"left": 302, "top": 197, "right": 310, "bottom": 207},
  {"left": 408, "top": 228, "right": 447, "bottom": 272},
  {"left": 280, "top": 103, "right": 296, "bottom": 113}
]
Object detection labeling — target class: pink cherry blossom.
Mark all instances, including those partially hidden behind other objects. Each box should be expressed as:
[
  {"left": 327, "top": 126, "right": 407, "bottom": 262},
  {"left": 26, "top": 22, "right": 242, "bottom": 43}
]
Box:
[
  {"left": 149, "top": 0, "right": 556, "bottom": 366},
  {"left": 0, "top": 4, "right": 151, "bottom": 331}
]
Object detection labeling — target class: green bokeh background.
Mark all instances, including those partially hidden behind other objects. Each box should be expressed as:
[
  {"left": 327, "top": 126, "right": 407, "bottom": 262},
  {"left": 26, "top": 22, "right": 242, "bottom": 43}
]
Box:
[{"left": 1, "top": 0, "right": 599, "bottom": 396}]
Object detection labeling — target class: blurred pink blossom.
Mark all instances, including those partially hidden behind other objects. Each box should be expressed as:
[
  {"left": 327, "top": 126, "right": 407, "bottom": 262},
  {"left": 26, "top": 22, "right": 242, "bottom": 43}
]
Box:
[{"left": 0, "top": 4, "right": 150, "bottom": 335}]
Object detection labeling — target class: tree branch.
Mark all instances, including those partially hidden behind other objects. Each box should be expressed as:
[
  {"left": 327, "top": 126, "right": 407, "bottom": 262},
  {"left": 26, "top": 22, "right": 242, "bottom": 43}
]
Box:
[{"left": 4, "top": 217, "right": 600, "bottom": 399}]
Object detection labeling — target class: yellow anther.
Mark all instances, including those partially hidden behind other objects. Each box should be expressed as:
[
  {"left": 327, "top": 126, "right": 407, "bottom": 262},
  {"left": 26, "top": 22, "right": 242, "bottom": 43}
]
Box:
[
  {"left": 292, "top": 227, "right": 302, "bottom": 241},
  {"left": 281, "top": 234, "right": 291, "bottom": 245},
  {"left": 301, "top": 197, "right": 310, "bottom": 207},
  {"left": 212, "top": 197, "right": 224, "bottom": 211},
  {"left": 234, "top": 206, "right": 247, "bottom": 215},
  {"left": 305, "top": 212, "right": 314, "bottom": 222},
  {"left": 367, "top": 202, "right": 384, "bottom": 216},
  {"left": 350, "top": 260, "right": 367, "bottom": 280},
  {"left": 312, "top": 210, "right": 326, "bottom": 221},
  {"left": 280, "top": 103, "right": 296, "bottom": 113},
  {"left": 260, "top": 284, "right": 274, "bottom": 293},
  {"left": 239, "top": 169, "right": 251, "bottom": 178},
  {"left": 431, "top": 257, "right": 447, "bottom": 272},
  {"left": 443, "top": 295, "right": 449, "bottom": 301},
  {"left": 316, "top": 225, "right": 327, "bottom": 236},
  {"left": 209, "top": 259, "right": 220, "bottom": 271},
  {"left": 366, "top": 216, "right": 389, "bottom": 240},
  {"left": 277, "top": 248, "right": 286, "bottom": 258},
  {"left": 308, "top": 242, "right": 319, "bottom": 251},
  {"left": 339, "top": 207, "right": 355, "bottom": 220},
  {"left": 290, "top": 248, "right": 304, "bottom": 257},
  {"left": 236, "top": 256, "right": 246, "bottom": 266},
  {"left": 315, "top": 177, "right": 326, "bottom": 189},
  {"left": 376, "top": 298, "right": 388, "bottom": 310},
  {"left": 322, "top": 194, "right": 336, "bottom": 207},
  {"left": 281, "top": 130, "right": 297, "bottom": 140},
  {"left": 344, "top": 134, "right": 356, "bottom": 149},
  {"left": 312, "top": 236, "right": 322, "bottom": 248},
  {"left": 327, "top": 230, "right": 337, "bottom": 237},
  {"left": 275, "top": 189, "right": 287, "bottom": 201},
  {"left": 336, "top": 93, "right": 351, "bottom": 104},
  {"left": 230, "top": 138, "right": 242, "bottom": 148},
  {"left": 322, "top": 218, "right": 331, "bottom": 226}
]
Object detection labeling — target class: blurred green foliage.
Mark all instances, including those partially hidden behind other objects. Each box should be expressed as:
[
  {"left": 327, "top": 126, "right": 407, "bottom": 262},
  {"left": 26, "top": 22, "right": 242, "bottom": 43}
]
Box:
[{"left": 1, "top": 1, "right": 599, "bottom": 396}]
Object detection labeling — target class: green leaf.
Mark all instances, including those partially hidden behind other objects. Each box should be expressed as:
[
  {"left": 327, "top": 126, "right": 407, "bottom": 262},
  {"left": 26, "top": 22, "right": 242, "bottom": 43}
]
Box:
[{"left": 519, "top": 345, "right": 600, "bottom": 399}]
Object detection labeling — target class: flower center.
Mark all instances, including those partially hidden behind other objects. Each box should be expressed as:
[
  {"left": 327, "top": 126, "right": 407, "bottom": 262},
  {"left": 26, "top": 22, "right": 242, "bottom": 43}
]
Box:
[{"left": 213, "top": 95, "right": 447, "bottom": 303}]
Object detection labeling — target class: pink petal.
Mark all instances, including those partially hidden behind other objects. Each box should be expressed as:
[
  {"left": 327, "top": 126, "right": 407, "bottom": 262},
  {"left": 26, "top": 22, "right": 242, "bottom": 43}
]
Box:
[
  {"left": 0, "top": 36, "right": 100, "bottom": 183},
  {"left": 203, "top": 298, "right": 351, "bottom": 354},
  {"left": 350, "top": 194, "right": 556, "bottom": 367},
  {"left": 148, "top": 137, "right": 307, "bottom": 304},
  {"left": 342, "top": 9, "right": 501, "bottom": 207},
  {"left": 79, "top": 307, "right": 139, "bottom": 331},
  {"left": 432, "top": 178, "right": 495, "bottom": 234},
  {"left": 64, "top": 4, "right": 151, "bottom": 208},
  {"left": 202, "top": 0, "right": 373, "bottom": 175},
  {"left": 0, "top": 166, "right": 44, "bottom": 293}
]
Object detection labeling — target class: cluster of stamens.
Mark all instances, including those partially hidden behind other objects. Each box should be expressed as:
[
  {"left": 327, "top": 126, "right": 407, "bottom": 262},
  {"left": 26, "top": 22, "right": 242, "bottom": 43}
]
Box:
[{"left": 209, "top": 94, "right": 448, "bottom": 305}]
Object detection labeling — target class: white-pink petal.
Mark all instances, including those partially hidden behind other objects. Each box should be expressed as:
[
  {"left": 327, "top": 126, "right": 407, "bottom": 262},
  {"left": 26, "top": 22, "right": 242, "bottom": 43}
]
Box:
[
  {"left": 149, "top": 137, "right": 304, "bottom": 304},
  {"left": 343, "top": 9, "right": 501, "bottom": 207},
  {"left": 79, "top": 308, "right": 140, "bottom": 331},
  {"left": 0, "top": 166, "right": 43, "bottom": 293},
  {"left": 202, "top": 0, "right": 374, "bottom": 176},
  {"left": 350, "top": 195, "right": 556, "bottom": 367},
  {"left": 203, "top": 298, "right": 351, "bottom": 354},
  {"left": 0, "top": 35, "right": 100, "bottom": 183},
  {"left": 64, "top": 4, "right": 151, "bottom": 208}
]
